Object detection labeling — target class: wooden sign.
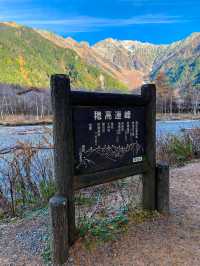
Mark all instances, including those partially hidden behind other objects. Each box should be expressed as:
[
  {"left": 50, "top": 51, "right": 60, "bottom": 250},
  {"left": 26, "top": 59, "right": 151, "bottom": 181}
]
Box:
[{"left": 50, "top": 74, "right": 157, "bottom": 265}]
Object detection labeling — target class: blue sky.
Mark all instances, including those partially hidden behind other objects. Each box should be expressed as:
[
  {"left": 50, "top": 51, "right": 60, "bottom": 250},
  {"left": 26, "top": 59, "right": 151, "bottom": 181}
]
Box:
[{"left": 0, "top": 0, "right": 200, "bottom": 44}]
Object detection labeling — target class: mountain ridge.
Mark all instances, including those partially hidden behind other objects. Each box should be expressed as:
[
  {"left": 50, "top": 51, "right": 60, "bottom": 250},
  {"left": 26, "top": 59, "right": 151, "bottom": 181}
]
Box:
[
  {"left": 38, "top": 29, "right": 200, "bottom": 92},
  {"left": 0, "top": 21, "right": 200, "bottom": 93}
]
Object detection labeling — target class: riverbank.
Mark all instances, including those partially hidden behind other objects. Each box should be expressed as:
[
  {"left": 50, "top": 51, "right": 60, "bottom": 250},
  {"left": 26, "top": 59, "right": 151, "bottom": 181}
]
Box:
[{"left": 1, "top": 113, "right": 200, "bottom": 127}]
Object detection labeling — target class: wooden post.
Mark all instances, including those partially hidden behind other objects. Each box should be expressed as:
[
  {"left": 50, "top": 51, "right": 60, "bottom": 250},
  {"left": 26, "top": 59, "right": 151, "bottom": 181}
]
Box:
[
  {"left": 50, "top": 74, "right": 76, "bottom": 264},
  {"left": 49, "top": 195, "right": 69, "bottom": 265},
  {"left": 141, "top": 84, "right": 156, "bottom": 210},
  {"left": 156, "top": 162, "right": 170, "bottom": 214}
]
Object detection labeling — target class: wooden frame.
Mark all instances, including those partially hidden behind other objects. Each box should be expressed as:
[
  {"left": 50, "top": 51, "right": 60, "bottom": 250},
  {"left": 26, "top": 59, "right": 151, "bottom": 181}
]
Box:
[{"left": 50, "top": 74, "right": 157, "bottom": 265}]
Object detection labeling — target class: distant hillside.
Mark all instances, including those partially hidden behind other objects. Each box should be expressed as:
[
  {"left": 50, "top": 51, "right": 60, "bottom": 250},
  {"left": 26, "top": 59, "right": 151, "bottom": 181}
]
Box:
[
  {"left": 0, "top": 23, "right": 127, "bottom": 91},
  {"left": 0, "top": 22, "right": 200, "bottom": 94}
]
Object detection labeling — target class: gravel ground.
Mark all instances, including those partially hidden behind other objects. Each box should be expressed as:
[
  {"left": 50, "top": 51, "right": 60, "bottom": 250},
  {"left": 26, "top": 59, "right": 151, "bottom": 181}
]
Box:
[
  {"left": 0, "top": 161, "right": 200, "bottom": 266},
  {"left": 0, "top": 209, "right": 49, "bottom": 265}
]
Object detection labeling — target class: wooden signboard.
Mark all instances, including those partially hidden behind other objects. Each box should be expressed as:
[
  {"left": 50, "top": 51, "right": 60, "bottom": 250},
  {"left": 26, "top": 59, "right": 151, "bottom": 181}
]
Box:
[
  {"left": 73, "top": 106, "right": 145, "bottom": 175},
  {"left": 50, "top": 74, "right": 157, "bottom": 265}
]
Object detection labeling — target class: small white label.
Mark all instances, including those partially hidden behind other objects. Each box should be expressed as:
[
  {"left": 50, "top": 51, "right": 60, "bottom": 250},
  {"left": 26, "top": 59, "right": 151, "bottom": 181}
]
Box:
[{"left": 133, "top": 156, "right": 143, "bottom": 163}]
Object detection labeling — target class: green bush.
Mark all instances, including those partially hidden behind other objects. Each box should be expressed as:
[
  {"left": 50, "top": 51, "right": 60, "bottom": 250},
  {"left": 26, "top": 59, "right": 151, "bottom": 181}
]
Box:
[
  {"left": 157, "top": 133, "right": 195, "bottom": 166},
  {"left": 169, "top": 136, "right": 193, "bottom": 164},
  {"left": 39, "top": 180, "right": 56, "bottom": 203}
]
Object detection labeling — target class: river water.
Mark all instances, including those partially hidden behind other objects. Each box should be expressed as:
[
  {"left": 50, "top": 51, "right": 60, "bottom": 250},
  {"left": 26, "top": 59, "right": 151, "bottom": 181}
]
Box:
[{"left": 1, "top": 119, "right": 200, "bottom": 149}]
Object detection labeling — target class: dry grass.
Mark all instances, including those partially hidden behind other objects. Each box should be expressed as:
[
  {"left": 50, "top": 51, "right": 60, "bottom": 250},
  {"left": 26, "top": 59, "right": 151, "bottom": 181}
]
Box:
[
  {"left": 157, "top": 112, "right": 200, "bottom": 121},
  {"left": 0, "top": 115, "right": 52, "bottom": 126},
  {"left": 0, "top": 129, "right": 54, "bottom": 217}
]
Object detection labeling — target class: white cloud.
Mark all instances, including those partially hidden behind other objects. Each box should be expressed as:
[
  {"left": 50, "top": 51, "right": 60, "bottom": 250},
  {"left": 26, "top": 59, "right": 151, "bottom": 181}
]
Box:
[
  {"left": 120, "top": 0, "right": 199, "bottom": 6},
  {"left": 17, "top": 14, "right": 187, "bottom": 33},
  {"left": 0, "top": 0, "right": 31, "bottom": 2}
]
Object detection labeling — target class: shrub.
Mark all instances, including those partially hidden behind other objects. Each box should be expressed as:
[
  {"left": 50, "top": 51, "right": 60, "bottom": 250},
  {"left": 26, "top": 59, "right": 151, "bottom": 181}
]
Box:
[{"left": 156, "top": 130, "right": 200, "bottom": 166}]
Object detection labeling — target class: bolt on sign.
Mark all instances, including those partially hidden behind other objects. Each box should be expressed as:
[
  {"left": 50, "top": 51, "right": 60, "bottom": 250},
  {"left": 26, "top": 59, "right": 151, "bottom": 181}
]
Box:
[{"left": 50, "top": 74, "right": 156, "bottom": 265}]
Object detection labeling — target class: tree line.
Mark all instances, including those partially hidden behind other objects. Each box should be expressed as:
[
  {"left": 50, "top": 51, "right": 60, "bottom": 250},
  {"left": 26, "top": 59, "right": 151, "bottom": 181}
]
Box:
[
  {"left": 155, "top": 71, "right": 200, "bottom": 116},
  {"left": 0, "top": 83, "right": 51, "bottom": 120},
  {"left": 0, "top": 76, "right": 200, "bottom": 119}
]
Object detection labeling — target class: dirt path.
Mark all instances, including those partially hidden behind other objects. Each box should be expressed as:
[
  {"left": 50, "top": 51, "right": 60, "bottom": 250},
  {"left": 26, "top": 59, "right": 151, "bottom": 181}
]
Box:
[{"left": 0, "top": 162, "right": 200, "bottom": 265}]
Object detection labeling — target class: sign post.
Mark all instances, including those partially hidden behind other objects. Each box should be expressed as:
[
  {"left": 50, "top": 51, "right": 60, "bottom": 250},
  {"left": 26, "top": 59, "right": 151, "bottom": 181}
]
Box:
[
  {"left": 50, "top": 74, "right": 159, "bottom": 265},
  {"left": 141, "top": 84, "right": 156, "bottom": 210},
  {"left": 50, "top": 75, "right": 76, "bottom": 265}
]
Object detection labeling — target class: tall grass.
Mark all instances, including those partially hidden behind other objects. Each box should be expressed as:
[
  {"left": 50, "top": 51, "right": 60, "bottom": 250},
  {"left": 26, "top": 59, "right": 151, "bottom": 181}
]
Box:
[{"left": 0, "top": 129, "right": 55, "bottom": 217}]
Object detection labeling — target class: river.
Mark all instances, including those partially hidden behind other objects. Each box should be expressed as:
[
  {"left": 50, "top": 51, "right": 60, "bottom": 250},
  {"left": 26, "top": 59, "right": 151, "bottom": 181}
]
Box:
[{"left": 1, "top": 119, "right": 200, "bottom": 149}]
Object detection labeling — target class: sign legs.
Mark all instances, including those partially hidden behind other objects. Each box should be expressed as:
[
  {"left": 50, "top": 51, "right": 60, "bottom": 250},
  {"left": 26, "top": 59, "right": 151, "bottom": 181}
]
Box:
[
  {"left": 156, "top": 162, "right": 170, "bottom": 214},
  {"left": 49, "top": 195, "right": 69, "bottom": 265}
]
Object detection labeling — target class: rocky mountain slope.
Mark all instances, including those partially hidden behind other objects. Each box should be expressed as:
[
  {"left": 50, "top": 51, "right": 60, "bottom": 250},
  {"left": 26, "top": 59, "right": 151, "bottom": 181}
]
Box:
[
  {"left": 37, "top": 30, "right": 144, "bottom": 90},
  {"left": 93, "top": 34, "right": 200, "bottom": 93},
  {"left": 151, "top": 33, "right": 200, "bottom": 92},
  {"left": 38, "top": 29, "right": 200, "bottom": 93}
]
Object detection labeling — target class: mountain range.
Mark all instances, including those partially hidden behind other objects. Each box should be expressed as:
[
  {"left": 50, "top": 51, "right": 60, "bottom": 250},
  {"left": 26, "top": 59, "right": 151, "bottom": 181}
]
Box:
[{"left": 0, "top": 22, "right": 200, "bottom": 95}]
